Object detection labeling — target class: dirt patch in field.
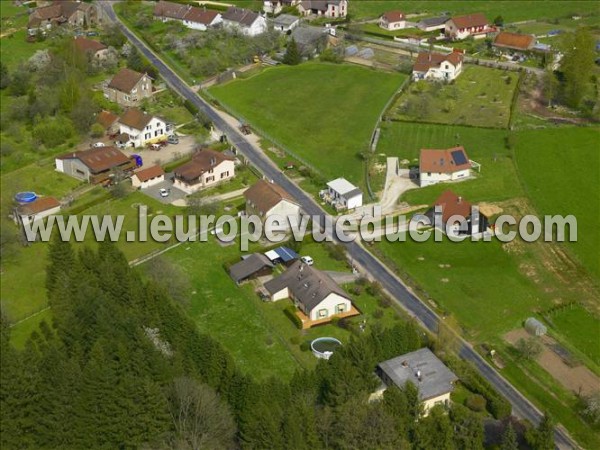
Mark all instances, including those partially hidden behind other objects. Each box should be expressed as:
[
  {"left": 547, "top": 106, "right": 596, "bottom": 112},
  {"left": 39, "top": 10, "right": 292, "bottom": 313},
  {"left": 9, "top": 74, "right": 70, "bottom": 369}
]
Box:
[
  {"left": 505, "top": 329, "right": 600, "bottom": 396},
  {"left": 478, "top": 202, "right": 503, "bottom": 217}
]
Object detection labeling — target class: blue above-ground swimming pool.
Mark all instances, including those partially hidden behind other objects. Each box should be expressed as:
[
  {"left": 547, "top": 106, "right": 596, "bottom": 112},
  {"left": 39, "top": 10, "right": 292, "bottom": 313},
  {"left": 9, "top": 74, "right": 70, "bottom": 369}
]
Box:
[{"left": 15, "top": 192, "right": 37, "bottom": 203}]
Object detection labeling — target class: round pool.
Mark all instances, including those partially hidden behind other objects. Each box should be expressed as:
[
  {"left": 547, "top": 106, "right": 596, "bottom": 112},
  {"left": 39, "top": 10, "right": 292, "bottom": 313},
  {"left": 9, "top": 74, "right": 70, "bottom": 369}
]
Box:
[
  {"left": 311, "top": 337, "right": 342, "bottom": 360},
  {"left": 15, "top": 192, "right": 37, "bottom": 203}
]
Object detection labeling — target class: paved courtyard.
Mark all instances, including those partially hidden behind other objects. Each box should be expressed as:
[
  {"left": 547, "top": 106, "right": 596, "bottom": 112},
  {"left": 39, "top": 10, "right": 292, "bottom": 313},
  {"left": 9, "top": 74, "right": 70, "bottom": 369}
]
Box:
[{"left": 139, "top": 173, "right": 187, "bottom": 205}]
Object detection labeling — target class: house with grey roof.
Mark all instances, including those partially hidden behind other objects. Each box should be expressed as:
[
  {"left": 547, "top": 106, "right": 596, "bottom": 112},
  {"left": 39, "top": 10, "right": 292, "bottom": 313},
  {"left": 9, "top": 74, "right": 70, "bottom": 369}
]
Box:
[
  {"left": 417, "top": 16, "right": 449, "bottom": 32},
  {"left": 229, "top": 253, "right": 274, "bottom": 284},
  {"left": 222, "top": 7, "right": 267, "bottom": 36},
  {"left": 272, "top": 14, "right": 301, "bottom": 33},
  {"left": 264, "top": 260, "right": 358, "bottom": 327},
  {"left": 374, "top": 348, "right": 458, "bottom": 414},
  {"left": 298, "top": 0, "right": 347, "bottom": 18}
]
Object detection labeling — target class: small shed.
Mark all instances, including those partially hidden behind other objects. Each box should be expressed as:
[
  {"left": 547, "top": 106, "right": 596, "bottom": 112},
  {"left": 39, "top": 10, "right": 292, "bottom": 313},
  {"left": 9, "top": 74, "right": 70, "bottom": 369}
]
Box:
[
  {"left": 264, "top": 246, "right": 299, "bottom": 266},
  {"left": 229, "top": 253, "right": 274, "bottom": 284},
  {"left": 524, "top": 317, "right": 547, "bottom": 336}
]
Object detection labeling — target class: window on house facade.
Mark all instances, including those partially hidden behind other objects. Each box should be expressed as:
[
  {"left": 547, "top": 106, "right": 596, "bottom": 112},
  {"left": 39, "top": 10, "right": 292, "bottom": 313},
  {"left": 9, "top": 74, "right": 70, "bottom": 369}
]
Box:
[
  {"left": 336, "top": 303, "right": 346, "bottom": 313},
  {"left": 220, "top": 171, "right": 229, "bottom": 179},
  {"left": 318, "top": 309, "right": 328, "bottom": 318},
  {"left": 145, "top": 133, "right": 151, "bottom": 139}
]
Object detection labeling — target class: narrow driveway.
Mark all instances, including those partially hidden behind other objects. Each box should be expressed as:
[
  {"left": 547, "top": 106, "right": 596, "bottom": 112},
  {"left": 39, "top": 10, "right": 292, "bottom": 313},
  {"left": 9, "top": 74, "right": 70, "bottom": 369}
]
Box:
[{"left": 99, "top": 3, "right": 574, "bottom": 448}]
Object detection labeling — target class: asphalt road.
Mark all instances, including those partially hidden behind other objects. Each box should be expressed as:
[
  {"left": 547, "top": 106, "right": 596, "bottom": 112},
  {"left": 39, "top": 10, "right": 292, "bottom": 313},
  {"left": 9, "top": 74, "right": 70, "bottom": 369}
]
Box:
[{"left": 100, "top": 3, "right": 575, "bottom": 448}]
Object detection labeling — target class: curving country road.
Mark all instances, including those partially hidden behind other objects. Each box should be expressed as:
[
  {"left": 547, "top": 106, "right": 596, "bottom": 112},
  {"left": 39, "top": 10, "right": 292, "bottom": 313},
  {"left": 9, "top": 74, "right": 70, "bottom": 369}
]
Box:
[{"left": 99, "top": 3, "right": 575, "bottom": 448}]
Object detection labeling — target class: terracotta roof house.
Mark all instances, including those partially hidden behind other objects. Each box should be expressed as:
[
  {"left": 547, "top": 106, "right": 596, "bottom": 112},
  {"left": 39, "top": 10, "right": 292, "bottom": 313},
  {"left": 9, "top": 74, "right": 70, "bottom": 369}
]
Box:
[
  {"left": 117, "top": 108, "right": 170, "bottom": 148},
  {"left": 96, "top": 110, "right": 120, "bottom": 134},
  {"left": 131, "top": 165, "right": 165, "bottom": 189},
  {"left": 412, "top": 51, "right": 464, "bottom": 81},
  {"left": 73, "top": 37, "right": 109, "bottom": 59},
  {"left": 493, "top": 32, "right": 536, "bottom": 51},
  {"left": 298, "top": 0, "right": 347, "bottom": 19},
  {"left": 417, "top": 16, "right": 449, "bottom": 31},
  {"left": 13, "top": 196, "right": 61, "bottom": 228},
  {"left": 55, "top": 147, "right": 136, "bottom": 184},
  {"left": 374, "top": 348, "right": 458, "bottom": 414},
  {"left": 229, "top": 253, "right": 274, "bottom": 284},
  {"left": 222, "top": 7, "right": 267, "bottom": 36},
  {"left": 173, "top": 149, "right": 236, "bottom": 194},
  {"left": 244, "top": 180, "right": 301, "bottom": 229},
  {"left": 379, "top": 11, "right": 406, "bottom": 30},
  {"left": 153, "top": 1, "right": 222, "bottom": 31},
  {"left": 264, "top": 260, "right": 359, "bottom": 327},
  {"left": 445, "top": 13, "right": 494, "bottom": 40},
  {"left": 28, "top": 1, "right": 98, "bottom": 36},
  {"left": 419, "top": 147, "right": 472, "bottom": 187},
  {"left": 104, "top": 68, "right": 153, "bottom": 107},
  {"left": 425, "top": 190, "right": 489, "bottom": 235},
  {"left": 153, "top": 0, "right": 189, "bottom": 20}
]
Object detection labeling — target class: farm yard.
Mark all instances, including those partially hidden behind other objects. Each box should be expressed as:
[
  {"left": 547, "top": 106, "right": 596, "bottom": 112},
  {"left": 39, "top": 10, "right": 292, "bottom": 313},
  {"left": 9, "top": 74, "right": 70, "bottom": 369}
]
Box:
[
  {"left": 387, "top": 66, "right": 520, "bottom": 129},
  {"left": 209, "top": 63, "right": 406, "bottom": 186}
]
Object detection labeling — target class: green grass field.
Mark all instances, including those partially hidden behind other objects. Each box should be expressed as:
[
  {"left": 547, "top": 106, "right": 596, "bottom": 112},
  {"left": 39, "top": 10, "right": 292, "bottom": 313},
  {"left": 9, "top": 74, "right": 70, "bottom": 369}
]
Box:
[
  {"left": 548, "top": 305, "right": 600, "bottom": 366},
  {"left": 209, "top": 63, "right": 406, "bottom": 186},
  {"left": 514, "top": 127, "right": 600, "bottom": 279},
  {"left": 389, "top": 66, "right": 519, "bottom": 129},
  {"left": 348, "top": 1, "right": 600, "bottom": 22}
]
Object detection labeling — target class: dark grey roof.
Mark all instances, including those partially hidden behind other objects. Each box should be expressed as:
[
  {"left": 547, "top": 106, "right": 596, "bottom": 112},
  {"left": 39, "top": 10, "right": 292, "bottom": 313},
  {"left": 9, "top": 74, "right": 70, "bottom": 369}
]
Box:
[
  {"left": 341, "top": 187, "right": 362, "bottom": 200},
  {"left": 419, "top": 16, "right": 449, "bottom": 27},
  {"left": 229, "top": 253, "right": 274, "bottom": 283},
  {"left": 377, "top": 348, "right": 458, "bottom": 401},
  {"left": 301, "top": 0, "right": 341, "bottom": 12},
  {"left": 291, "top": 26, "right": 325, "bottom": 47},
  {"left": 223, "top": 7, "right": 260, "bottom": 27},
  {"left": 264, "top": 260, "right": 350, "bottom": 312},
  {"left": 273, "top": 14, "right": 299, "bottom": 27}
]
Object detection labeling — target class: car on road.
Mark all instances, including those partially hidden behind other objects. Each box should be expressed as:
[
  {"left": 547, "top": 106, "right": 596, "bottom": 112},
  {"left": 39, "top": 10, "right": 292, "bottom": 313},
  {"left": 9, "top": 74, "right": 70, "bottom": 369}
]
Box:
[
  {"left": 167, "top": 134, "right": 179, "bottom": 144},
  {"left": 159, "top": 188, "right": 169, "bottom": 197},
  {"left": 301, "top": 256, "right": 314, "bottom": 266},
  {"left": 92, "top": 142, "right": 106, "bottom": 148}
]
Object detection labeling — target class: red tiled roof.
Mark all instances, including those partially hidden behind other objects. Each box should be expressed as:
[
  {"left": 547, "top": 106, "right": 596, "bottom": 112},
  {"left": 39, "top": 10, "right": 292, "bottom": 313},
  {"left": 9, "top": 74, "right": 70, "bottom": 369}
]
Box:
[
  {"left": 16, "top": 197, "right": 61, "bottom": 216},
  {"left": 96, "top": 110, "right": 119, "bottom": 129},
  {"left": 108, "top": 68, "right": 146, "bottom": 94},
  {"left": 174, "top": 149, "right": 234, "bottom": 182},
  {"left": 413, "top": 51, "right": 463, "bottom": 72},
  {"left": 73, "top": 37, "right": 107, "bottom": 54},
  {"left": 119, "top": 108, "right": 153, "bottom": 131},
  {"left": 244, "top": 179, "right": 298, "bottom": 214},
  {"left": 382, "top": 11, "right": 405, "bottom": 23},
  {"left": 58, "top": 147, "right": 131, "bottom": 173},
  {"left": 420, "top": 147, "right": 471, "bottom": 174},
  {"left": 433, "top": 190, "right": 474, "bottom": 223},
  {"left": 450, "top": 13, "right": 488, "bottom": 29},
  {"left": 493, "top": 32, "right": 535, "bottom": 50},
  {"left": 133, "top": 165, "right": 165, "bottom": 182},
  {"left": 184, "top": 7, "right": 219, "bottom": 25}
]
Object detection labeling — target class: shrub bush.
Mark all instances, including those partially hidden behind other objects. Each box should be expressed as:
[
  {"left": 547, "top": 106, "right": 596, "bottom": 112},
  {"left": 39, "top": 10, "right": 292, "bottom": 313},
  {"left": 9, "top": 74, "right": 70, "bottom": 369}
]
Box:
[
  {"left": 284, "top": 306, "right": 302, "bottom": 329},
  {"left": 372, "top": 309, "right": 384, "bottom": 319},
  {"left": 377, "top": 294, "right": 392, "bottom": 309},
  {"left": 289, "top": 336, "right": 300, "bottom": 345},
  {"left": 466, "top": 394, "right": 487, "bottom": 412}
]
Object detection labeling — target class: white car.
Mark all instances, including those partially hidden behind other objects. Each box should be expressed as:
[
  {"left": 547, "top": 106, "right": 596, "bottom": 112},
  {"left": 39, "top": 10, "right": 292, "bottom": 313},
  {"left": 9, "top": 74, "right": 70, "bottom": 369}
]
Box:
[
  {"left": 92, "top": 142, "right": 106, "bottom": 148},
  {"left": 301, "top": 256, "right": 314, "bottom": 266},
  {"left": 159, "top": 188, "right": 169, "bottom": 198}
]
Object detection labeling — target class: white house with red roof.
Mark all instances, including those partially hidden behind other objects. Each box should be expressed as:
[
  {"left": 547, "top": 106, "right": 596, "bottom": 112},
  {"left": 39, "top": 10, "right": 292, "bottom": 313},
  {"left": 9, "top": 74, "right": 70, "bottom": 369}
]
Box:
[
  {"left": 131, "top": 166, "right": 165, "bottom": 189},
  {"left": 444, "top": 13, "right": 494, "bottom": 40},
  {"left": 379, "top": 11, "right": 407, "bottom": 30},
  {"left": 412, "top": 51, "right": 464, "bottom": 81},
  {"left": 419, "top": 147, "right": 472, "bottom": 187},
  {"left": 13, "top": 197, "right": 61, "bottom": 228}
]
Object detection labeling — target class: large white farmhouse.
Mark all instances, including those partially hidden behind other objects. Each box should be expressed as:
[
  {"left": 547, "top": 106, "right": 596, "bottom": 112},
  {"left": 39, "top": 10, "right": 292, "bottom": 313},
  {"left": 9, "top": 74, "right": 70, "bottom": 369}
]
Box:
[
  {"left": 412, "top": 51, "right": 464, "bottom": 82},
  {"left": 117, "top": 108, "right": 170, "bottom": 148},
  {"left": 222, "top": 7, "right": 267, "bottom": 36},
  {"left": 419, "top": 147, "right": 472, "bottom": 187}
]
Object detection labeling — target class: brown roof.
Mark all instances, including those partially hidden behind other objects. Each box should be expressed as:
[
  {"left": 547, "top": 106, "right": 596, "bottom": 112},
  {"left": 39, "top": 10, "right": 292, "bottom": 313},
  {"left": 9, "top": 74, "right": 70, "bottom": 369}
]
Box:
[
  {"left": 244, "top": 179, "right": 298, "bottom": 214},
  {"left": 493, "top": 32, "right": 535, "bottom": 50},
  {"left": 32, "top": 4, "right": 63, "bottom": 21},
  {"left": 108, "top": 68, "right": 146, "bottom": 94},
  {"left": 58, "top": 147, "right": 131, "bottom": 173},
  {"left": 420, "top": 147, "right": 471, "bottom": 174},
  {"left": 119, "top": 108, "right": 154, "bottom": 131},
  {"left": 382, "top": 11, "right": 405, "bottom": 23},
  {"left": 133, "top": 165, "right": 165, "bottom": 182},
  {"left": 184, "top": 7, "right": 220, "bottom": 25},
  {"left": 153, "top": 0, "right": 189, "bottom": 20},
  {"left": 16, "top": 197, "right": 61, "bottom": 216},
  {"left": 73, "top": 37, "right": 107, "bottom": 54},
  {"left": 432, "top": 190, "right": 474, "bottom": 223},
  {"left": 413, "top": 51, "right": 463, "bottom": 72},
  {"left": 222, "top": 7, "right": 260, "bottom": 27},
  {"left": 174, "top": 149, "right": 234, "bottom": 182},
  {"left": 264, "top": 260, "right": 350, "bottom": 312},
  {"left": 96, "top": 110, "right": 119, "bottom": 129},
  {"left": 450, "top": 13, "right": 488, "bottom": 29}
]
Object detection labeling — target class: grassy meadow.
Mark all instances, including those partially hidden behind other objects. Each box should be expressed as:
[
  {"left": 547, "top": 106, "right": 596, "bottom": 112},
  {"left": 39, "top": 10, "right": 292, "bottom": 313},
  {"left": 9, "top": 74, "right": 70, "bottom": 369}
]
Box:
[{"left": 547, "top": 304, "right": 600, "bottom": 365}]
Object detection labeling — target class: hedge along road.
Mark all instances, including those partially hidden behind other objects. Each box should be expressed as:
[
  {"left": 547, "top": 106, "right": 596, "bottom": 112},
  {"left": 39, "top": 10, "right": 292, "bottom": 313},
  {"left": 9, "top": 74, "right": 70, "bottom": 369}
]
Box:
[{"left": 99, "top": 2, "right": 574, "bottom": 448}]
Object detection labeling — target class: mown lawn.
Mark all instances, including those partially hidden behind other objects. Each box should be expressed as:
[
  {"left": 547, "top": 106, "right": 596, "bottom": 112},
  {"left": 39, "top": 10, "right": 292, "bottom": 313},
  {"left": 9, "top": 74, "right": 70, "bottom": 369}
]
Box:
[
  {"left": 513, "top": 127, "right": 600, "bottom": 279},
  {"left": 547, "top": 304, "right": 600, "bottom": 366},
  {"left": 0, "top": 30, "right": 48, "bottom": 70},
  {"left": 349, "top": 1, "right": 600, "bottom": 22},
  {"left": 388, "top": 66, "right": 519, "bottom": 129},
  {"left": 209, "top": 63, "right": 406, "bottom": 187},
  {"left": 377, "top": 122, "right": 522, "bottom": 204}
]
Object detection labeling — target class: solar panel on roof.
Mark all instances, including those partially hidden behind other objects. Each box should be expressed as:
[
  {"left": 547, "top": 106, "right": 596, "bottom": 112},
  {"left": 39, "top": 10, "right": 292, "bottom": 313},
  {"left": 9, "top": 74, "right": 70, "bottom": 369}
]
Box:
[{"left": 451, "top": 150, "right": 468, "bottom": 165}]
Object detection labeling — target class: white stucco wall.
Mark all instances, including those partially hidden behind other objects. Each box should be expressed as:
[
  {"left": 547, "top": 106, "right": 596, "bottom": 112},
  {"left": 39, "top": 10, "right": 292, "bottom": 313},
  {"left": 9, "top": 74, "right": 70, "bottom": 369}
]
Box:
[
  {"left": 131, "top": 174, "right": 165, "bottom": 189},
  {"left": 265, "top": 200, "right": 301, "bottom": 231},
  {"left": 309, "top": 293, "right": 352, "bottom": 321}
]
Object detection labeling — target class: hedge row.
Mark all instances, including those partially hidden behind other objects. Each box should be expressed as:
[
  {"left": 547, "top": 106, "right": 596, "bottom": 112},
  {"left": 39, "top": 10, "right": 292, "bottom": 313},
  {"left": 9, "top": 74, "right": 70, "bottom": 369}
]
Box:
[{"left": 284, "top": 305, "right": 303, "bottom": 330}]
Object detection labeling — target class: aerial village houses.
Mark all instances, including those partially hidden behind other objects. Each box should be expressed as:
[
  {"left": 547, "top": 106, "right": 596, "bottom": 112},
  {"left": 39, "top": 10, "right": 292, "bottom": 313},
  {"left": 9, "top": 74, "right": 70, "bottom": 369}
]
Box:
[
  {"left": 73, "top": 37, "right": 109, "bottom": 60},
  {"left": 272, "top": 14, "right": 301, "bottom": 33},
  {"left": 417, "top": 16, "right": 449, "bottom": 32},
  {"left": 55, "top": 147, "right": 136, "bottom": 184},
  {"left": 221, "top": 7, "right": 268, "bottom": 36},
  {"left": 229, "top": 253, "right": 275, "bottom": 285},
  {"left": 373, "top": 348, "right": 458, "bottom": 415},
  {"left": 13, "top": 197, "right": 61, "bottom": 229},
  {"left": 379, "top": 11, "right": 407, "bottom": 30},
  {"left": 445, "top": 13, "right": 493, "bottom": 40},
  {"left": 298, "top": 0, "right": 348, "bottom": 18},
  {"left": 153, "top": 1, "right": 222, "bottom": 31},
  {"left": 412, "top": 51, "right": 464, "bottom": 82},
  {"left": 244, "top": 180, "right": 302, "bottom": 230},
  {"left": 117, "top": 108, "right": 170, "bottom": 148},
  {"left": 322, "top": 178, "right": 363, "bottom": 210},
  {"left": 419, "top": 147, "right": 472, "bottom": 187},
  {"left": 425, "top": 190, "right": 489, "bottom": 236},
  {"left": 27, "top": 1, "right": 98, "bottom": 36},
  {"left": 264, "top": 260, "right": 359, "bottom": 328},
  {"left": 104, "top": 68, "right": 153, "bottom": 108},
  {"left": 131, "top": 165, "right": 165, "bottom": 189},
  {"left": 493, "top": 31, "right": 536, "bottom": 52},
  {"left": 263, "top": 0, "right": 297, "bottom": 15},
  {"left": 173, "top": 149, "right": 235, "bottom": 194},
  {"left": 96, "top": 110, "right": 120, "bottom": 135}
]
